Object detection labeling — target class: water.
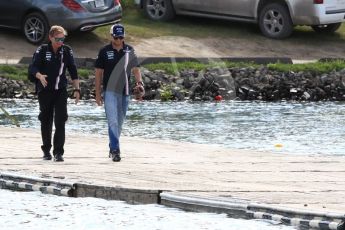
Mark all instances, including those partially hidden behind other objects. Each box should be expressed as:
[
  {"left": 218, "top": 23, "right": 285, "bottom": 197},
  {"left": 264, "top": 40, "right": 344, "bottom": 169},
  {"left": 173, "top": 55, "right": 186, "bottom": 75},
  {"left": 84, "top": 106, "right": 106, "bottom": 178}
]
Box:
[
  {"left": 0, "top": 99, "right": 340, "bottom": 229},
  {"left": 0, "top": 189, "right": 295, "bottom": 230},
  {"left": 1, "top": 98, "right": 344, "bottom": 155}
]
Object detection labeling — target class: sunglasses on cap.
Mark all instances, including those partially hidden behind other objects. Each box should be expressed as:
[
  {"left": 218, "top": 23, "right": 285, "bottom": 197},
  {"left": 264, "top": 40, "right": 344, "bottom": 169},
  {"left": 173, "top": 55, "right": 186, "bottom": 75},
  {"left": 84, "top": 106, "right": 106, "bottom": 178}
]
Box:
[
  {"left": 112, "top": 36, "right": 124, "bottom": 40},
  {"left": 54, "top": 37, "right": 65, "bottom": 43}
]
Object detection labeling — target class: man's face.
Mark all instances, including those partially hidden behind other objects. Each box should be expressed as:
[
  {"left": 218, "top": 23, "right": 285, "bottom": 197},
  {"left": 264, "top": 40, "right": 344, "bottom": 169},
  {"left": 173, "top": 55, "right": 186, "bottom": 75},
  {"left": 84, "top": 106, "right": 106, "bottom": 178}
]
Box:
[
  {"left": 50, "top": 32, "right": 65, "bottom": 48},
  {"left": 112, "top": 35, "right": 124, "bottom": 46}
]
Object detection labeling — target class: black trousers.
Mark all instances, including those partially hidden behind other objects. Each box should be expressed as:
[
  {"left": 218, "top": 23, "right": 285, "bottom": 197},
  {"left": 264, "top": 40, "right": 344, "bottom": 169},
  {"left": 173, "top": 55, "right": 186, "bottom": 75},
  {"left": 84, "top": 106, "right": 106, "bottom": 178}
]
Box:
[{"left": 38, "top": 89, "right": 68, "bottom": 156}]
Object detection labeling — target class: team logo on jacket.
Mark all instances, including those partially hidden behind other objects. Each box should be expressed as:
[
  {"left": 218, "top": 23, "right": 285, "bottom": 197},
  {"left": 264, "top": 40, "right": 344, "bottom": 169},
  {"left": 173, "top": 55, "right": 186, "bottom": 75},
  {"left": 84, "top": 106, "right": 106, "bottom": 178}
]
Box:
[
  {"left": 106, "top": 51, "right": 114, "bottom": 60},
  {"left": 45, "top": 52, "right": 52, "bottom": 61}
]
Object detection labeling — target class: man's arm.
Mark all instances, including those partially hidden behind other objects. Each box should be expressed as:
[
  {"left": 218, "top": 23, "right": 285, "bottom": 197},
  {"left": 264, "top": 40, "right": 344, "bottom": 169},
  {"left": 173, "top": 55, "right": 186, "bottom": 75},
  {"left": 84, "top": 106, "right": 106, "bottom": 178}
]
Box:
[
  {"left": 132, "top": 67, "right": 145, "bottom": 100},
  {"left": 95, "top": 68, "right": 104, "bottom": 106},
  {"left": 66, "top": 47, "right": 80, "bottom": 103},
  {"left": 132, "top": 67, "right": 142, "bottom": 84},
  {"left": 72, "top": 79, "right": 80, "bottom": 104},
  {"left": 30, "top": 46, "right": 48, "bottom": 87}
]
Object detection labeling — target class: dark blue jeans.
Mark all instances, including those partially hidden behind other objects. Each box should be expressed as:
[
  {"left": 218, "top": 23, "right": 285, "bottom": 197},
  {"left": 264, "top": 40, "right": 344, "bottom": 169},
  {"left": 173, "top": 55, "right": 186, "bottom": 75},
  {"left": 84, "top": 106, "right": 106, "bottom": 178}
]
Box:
[{"left": 38, "top": 89, "right": 68, "bottom": 156}]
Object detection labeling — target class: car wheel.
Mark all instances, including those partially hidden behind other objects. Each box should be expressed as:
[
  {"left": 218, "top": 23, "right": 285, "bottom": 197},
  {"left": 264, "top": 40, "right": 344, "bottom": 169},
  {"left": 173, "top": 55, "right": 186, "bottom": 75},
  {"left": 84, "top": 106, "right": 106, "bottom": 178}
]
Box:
[
  {"left": 144, "top": 0, "right": 175, "bottom": 21},
  {"left": 311, "top": 23, "right": 342, "bottom": 33},
  {"left": 23, "top": 12, "right": 49, "bottom": 44},
  {"left": 259, "top": 3, "right": 293, "bottom": 39}
]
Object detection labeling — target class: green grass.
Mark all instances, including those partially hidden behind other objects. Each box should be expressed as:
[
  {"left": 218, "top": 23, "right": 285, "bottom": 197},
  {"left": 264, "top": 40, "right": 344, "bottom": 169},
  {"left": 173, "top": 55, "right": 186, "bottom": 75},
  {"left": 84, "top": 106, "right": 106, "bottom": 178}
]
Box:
[
  {"left": 93, "top": 7, "right": 345, "bottom": 43},
  {"left": 292, "top": 25, "right": 345, "bottom": 41},
  {"left": 120, "top": 0, "right": 136, "bottom": 9},
  {"left": 1, "top": 60, "right": 345, "bottom": 81},
  {"left": 0, "top": 65, "right": 27, "bottom": 81},
  {"left": 144, "top": 61, "right": 261, "bottom": 75},
  {"left": 94, "top": 8, "right": 259, "bottom": 41},
  {"left": 143, "top": 60, "right": 345, "bottom": 75},
  {"left": 268, "top": 60, "right": 345, "bottom": 73},
  {"left": 0, "top": 65, "right": 93, "bottom": 81}
]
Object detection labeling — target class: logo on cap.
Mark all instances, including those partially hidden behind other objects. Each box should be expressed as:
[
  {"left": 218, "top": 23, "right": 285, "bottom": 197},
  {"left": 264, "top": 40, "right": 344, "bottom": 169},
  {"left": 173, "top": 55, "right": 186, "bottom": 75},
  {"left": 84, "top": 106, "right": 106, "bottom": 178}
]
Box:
[{"left": 110, "top": 24, "right": 125, "bottom": 37}]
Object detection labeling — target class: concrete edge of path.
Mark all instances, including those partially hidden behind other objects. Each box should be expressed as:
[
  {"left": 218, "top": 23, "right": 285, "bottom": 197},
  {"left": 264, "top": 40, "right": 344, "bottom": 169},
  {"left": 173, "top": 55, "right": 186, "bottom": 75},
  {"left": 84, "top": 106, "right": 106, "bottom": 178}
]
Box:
[
  {"left": 160, "top": 192, "right": 345, "bottom": 230},
  {"left": 1, "top": 172, "right": 344, "bottom": 230}
]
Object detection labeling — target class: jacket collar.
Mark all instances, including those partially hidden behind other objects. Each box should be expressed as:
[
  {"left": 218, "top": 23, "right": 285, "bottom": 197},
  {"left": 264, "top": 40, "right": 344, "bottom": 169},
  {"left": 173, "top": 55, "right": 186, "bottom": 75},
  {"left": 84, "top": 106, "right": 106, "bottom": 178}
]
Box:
[{"left": 48, "top": 42, "right": 64, "bottom": 54}]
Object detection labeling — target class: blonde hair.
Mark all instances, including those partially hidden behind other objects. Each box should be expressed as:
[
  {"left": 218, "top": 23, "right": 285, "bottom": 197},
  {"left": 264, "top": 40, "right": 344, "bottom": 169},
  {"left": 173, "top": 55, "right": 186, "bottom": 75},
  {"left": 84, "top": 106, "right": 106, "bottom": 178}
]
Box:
[{"left": 49, "top": 25, "right": 67, "bottom": 37}]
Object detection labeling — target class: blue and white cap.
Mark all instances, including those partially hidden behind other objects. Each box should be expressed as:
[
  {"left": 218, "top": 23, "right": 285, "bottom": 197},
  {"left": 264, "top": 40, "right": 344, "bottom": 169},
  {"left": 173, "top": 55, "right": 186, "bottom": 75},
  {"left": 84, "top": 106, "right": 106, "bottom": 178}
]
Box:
[{"left": 110, "top": 24, "right": 125, "bottom": 37}]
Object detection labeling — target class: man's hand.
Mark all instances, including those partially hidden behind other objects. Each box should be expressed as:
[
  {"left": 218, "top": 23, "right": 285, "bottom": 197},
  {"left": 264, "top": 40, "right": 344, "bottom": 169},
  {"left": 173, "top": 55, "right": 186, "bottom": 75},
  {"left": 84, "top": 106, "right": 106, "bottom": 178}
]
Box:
[
  {"left": 96, "top": 93, "right": 103, "bottom": 106},
  {"left": 73, "top": 90, "right": 80, "bottom": 104},
  {"left": 133, "top": 84, "right": 145, "bottom": 100},
  {"left": 37, "top": 73, "right": 48, "bottom": 87}
]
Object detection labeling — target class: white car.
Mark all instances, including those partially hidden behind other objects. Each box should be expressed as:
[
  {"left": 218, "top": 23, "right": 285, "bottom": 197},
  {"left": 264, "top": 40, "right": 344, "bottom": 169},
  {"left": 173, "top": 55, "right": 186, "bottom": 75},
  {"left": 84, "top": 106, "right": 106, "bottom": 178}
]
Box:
[{"left": 135, "top": 0, "right": 345, "bottom": 39}]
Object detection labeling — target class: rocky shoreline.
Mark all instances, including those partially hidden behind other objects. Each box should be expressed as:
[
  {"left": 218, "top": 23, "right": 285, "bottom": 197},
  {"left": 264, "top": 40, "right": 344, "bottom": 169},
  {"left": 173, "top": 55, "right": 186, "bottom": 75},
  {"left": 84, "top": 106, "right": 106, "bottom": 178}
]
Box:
[{"left": 1, "top": 66, "right": 345, "bottom": 101}]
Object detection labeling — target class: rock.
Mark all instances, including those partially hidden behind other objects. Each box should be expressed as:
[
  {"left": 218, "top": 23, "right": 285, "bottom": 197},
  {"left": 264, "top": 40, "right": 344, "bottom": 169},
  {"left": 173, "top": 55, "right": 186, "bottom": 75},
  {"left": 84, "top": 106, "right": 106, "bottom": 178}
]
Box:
[{"left": 1, "top": 66, "right": 345, "bottom": 101}]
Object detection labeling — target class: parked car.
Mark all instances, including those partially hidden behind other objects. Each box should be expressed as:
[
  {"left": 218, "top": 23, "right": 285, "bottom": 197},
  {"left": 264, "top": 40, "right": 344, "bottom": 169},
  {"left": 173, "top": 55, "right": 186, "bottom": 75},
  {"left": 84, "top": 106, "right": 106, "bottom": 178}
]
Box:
[
  {"left": 134, "top": 0, "right": 345, "bottom": 39},
  {"left": 0, "top": 0, "right": 122, "bottom": 44}
]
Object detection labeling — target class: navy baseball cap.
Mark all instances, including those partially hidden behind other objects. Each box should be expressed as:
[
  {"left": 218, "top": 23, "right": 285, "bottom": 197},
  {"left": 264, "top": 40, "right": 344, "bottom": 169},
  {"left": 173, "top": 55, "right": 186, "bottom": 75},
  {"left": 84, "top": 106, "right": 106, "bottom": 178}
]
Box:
[{"left": 110, "top": 24, "right": 125, "bottom": 37}]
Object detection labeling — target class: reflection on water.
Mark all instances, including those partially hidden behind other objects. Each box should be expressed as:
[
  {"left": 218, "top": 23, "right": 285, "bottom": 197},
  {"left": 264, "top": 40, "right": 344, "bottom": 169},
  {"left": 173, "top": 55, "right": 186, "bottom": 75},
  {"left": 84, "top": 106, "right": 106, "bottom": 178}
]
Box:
[{"left": 1, "top": 99, "right": 344, "bottom": 155}]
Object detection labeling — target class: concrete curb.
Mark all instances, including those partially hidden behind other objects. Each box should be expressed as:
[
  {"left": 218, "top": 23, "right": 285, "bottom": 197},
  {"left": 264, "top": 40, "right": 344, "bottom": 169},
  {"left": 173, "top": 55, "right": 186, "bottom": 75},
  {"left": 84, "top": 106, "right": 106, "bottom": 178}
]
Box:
[
  {"left": 73, "top": 183, "right": 161, "bottom": 204},
  {"left": 248, "top": 203, "right": 345, "bottom": 221},
  {"left": 1, "top": 172, "right": 344, "bottom": 230},
  {"left": 0, "top": 173, "right": 75, "bottom": 196},
  {"left": 160, "top": 192, "right": 345, "bottom": 230},
  {"left": 0, "top": 172, "right": 160, "bottom": 204},
  {"left": 0, "top": 179, "right": 73, "bottom": 196},
  {"left": 246, "top": 211, "right": 340, "bottom": 230},
  {"left": 0, "top": 172, "right": 74, "bottom": 196}
]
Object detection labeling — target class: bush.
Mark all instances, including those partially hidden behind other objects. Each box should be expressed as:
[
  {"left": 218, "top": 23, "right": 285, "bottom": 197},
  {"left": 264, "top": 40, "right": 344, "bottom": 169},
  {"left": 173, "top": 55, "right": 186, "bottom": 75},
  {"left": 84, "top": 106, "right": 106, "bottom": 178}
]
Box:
[
  {"left": 160, "top": 84, "right": 174, "bottom": 101},
  {"left": 121, "top": 0, "right": 136, "bottom": 9}
]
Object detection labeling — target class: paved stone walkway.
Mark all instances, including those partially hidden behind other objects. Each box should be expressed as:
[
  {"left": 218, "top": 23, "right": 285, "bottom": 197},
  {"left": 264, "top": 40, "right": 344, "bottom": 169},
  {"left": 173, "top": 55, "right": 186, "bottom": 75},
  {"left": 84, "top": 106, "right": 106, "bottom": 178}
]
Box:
[{"left": 1, "top": 127, "right": 345, "bottom": 214}]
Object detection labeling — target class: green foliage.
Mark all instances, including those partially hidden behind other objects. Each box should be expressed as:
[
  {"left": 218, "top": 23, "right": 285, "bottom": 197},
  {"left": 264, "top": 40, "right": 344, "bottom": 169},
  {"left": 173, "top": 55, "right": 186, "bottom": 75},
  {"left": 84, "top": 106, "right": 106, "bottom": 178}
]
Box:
[
  {"left": 143, "top": 60, "right": 345, "bottom": 75},
  {"left": 0, "top": 65, "right": 27, "bottom": 81},
  {"left": 0, "top": 106, "right": 20, "bottom": 127},
  {"left": 1, "top": 65, "right": 17, "bottom": 74},
  {"left": 268, "top": 60, "right": 345, "bottom": 73},
  {"left": 160, "top": 84, "right": 174, "bottom": 101},
  {"left": 120, "top": 0, "right": 136, "bottom": 9},
  {"left": 0, "top": 64, "right": 93, "bottom": 81},
  {"left": 1, "top": 60, "right": 345, "bottom": 83},
  {"left": 144, "top": 62, "right": 203, "bottom": 75},
  {"left": 78, "top": 69, "right": 93, "bottom": 79},
  {"left": 144, "top": 61, "right": 261, "bottom": 75}
]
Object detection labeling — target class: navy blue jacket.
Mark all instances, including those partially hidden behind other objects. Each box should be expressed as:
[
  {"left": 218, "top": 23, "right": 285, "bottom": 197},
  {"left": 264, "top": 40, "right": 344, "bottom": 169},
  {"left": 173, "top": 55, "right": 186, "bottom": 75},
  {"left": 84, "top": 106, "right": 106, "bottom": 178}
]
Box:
[
  {"left": 95, "top": 43, "right": 139, "bottom": 95},
  {"left": 29, "top": 43, "right": 78, "bottom": 92}
]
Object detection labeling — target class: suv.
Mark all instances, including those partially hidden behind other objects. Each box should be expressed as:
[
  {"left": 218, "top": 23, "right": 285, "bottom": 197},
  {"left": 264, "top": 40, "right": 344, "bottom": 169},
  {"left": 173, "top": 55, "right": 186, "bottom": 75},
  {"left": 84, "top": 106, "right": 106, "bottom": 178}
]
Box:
[
  {"left": 0, "top": 0, "right": 122, "bottom": 44},
  {"left": 135, "top": 0, "right": 345, "bottom": 39}
]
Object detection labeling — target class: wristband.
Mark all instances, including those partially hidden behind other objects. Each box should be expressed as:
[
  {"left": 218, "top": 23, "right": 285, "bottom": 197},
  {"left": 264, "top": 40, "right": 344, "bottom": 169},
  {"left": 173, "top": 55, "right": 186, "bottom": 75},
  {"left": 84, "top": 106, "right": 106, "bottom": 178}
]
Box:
[{"left": 136, "top": 81, "right": 144, "bottom": 86}]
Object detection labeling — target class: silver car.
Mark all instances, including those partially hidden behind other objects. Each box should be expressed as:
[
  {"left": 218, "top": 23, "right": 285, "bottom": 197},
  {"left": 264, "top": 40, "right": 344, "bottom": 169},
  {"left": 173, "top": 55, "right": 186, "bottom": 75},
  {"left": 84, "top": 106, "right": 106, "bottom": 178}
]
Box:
[
  {"left": 135, "top": 0, "right": 345, "bottom": 39},
  {"left": 0, "top": 0, "right": 122, "bottom": 44}
]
